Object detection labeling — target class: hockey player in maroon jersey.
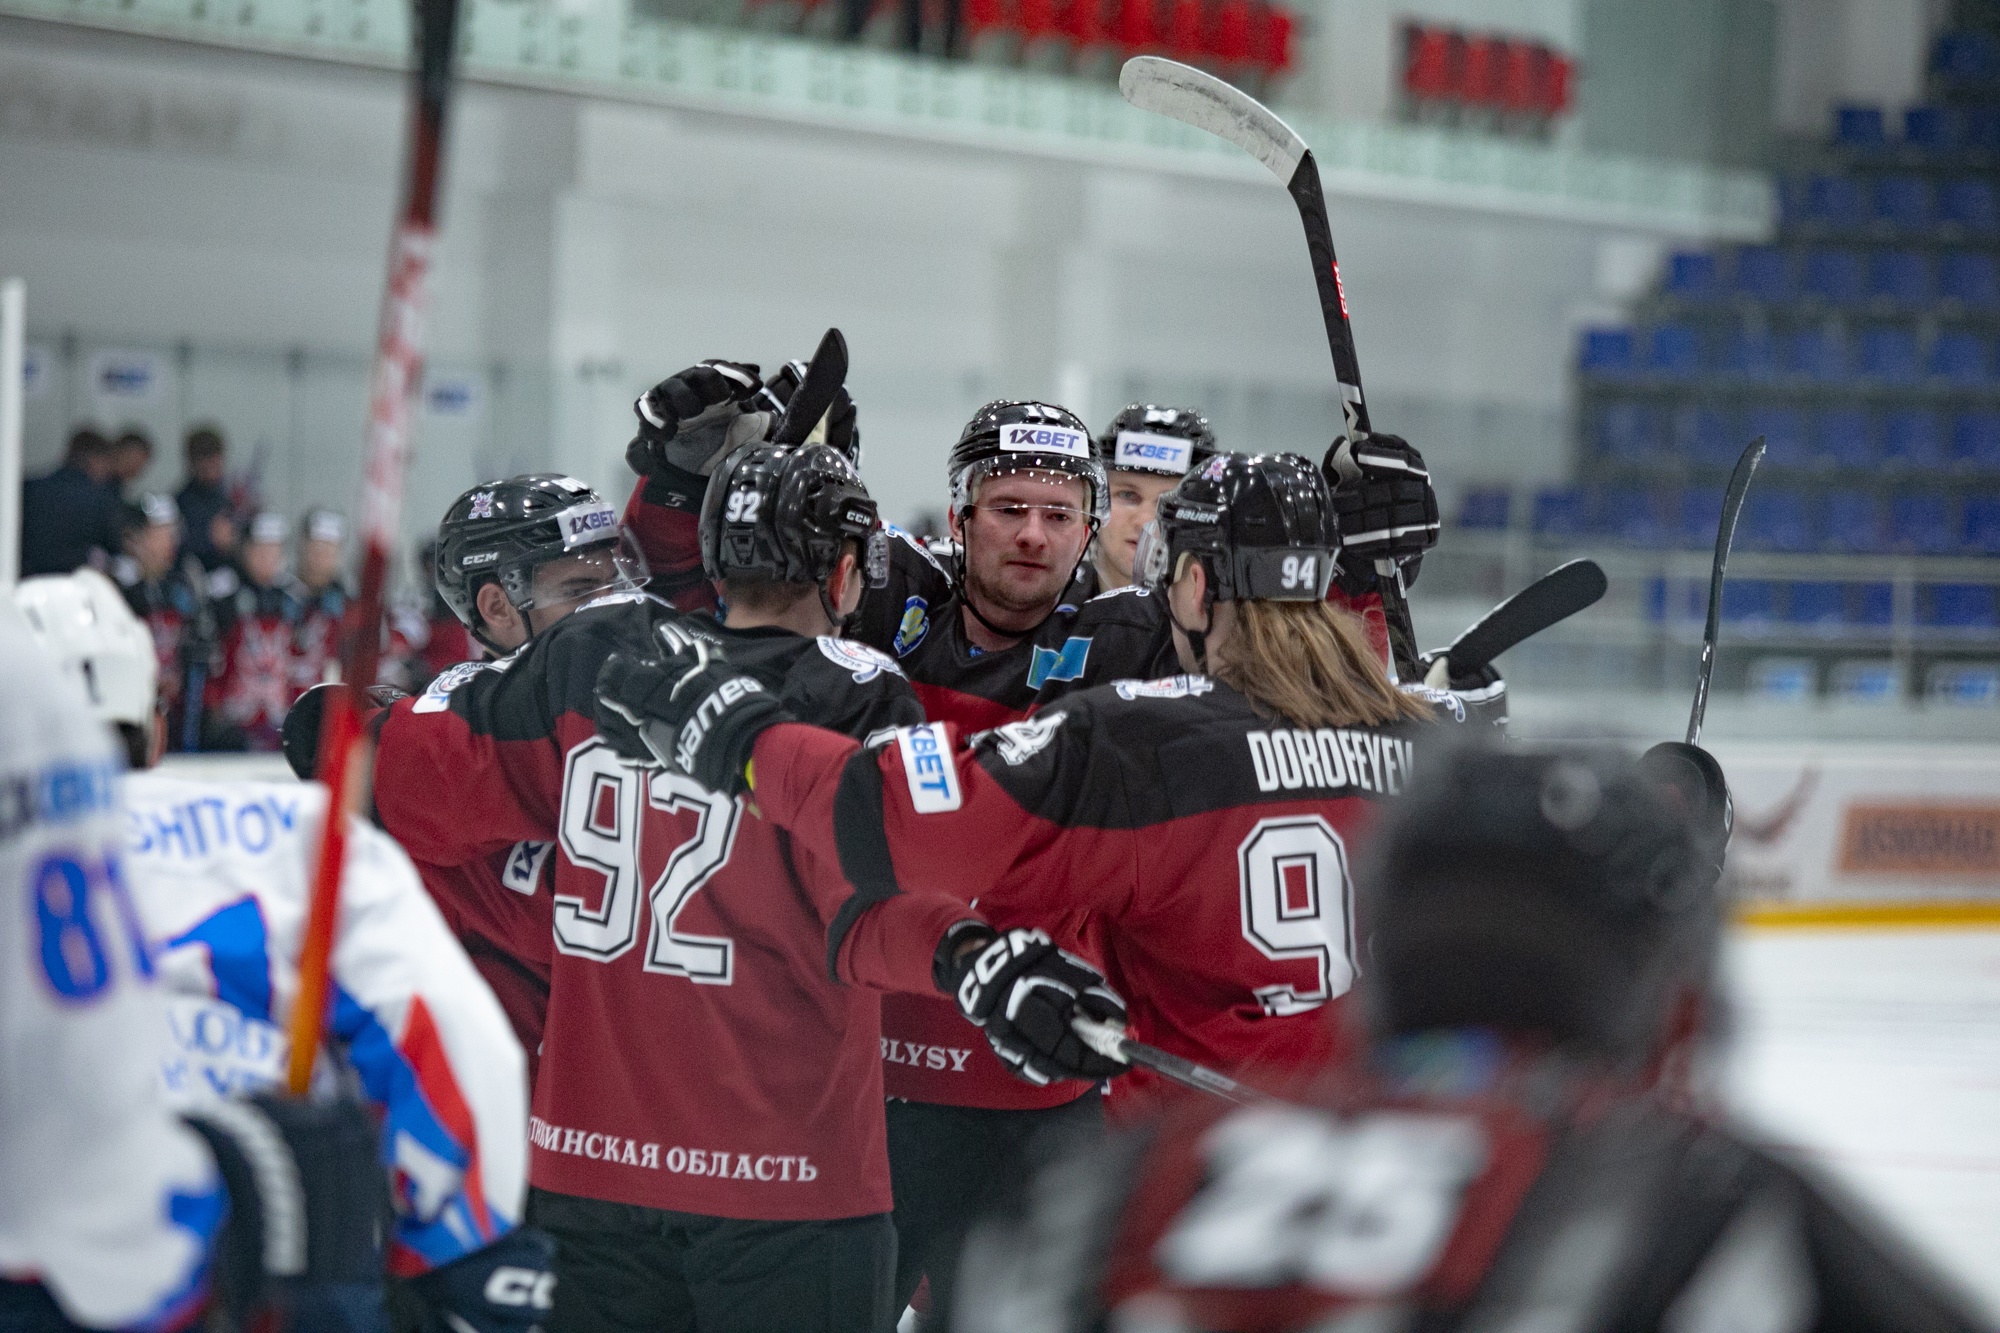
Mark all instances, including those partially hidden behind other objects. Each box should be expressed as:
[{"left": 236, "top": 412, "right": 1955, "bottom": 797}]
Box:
[
  {"left": 288, "top": 507, "right": 352, "bottom": 696},
  {"left": 1088, "top": 404, "right": 1216, "bottom": 593},
  {"left": 594, "top": 451, "right": 1479, "bottom": 1321},
  {"left": 206, "top": 512, "right": 304, "bottom": 751},
  {"left": 111, "top": 492, "right": 212, "bottom": 745}
]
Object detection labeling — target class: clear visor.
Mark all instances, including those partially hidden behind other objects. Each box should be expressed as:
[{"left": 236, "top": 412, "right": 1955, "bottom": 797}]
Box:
[
  {"left": 1135, "top": 519, "right": 1172, "bottom": 594},
  {"left": 513, "top": 529, "right": 650, "bottom": 612},
  {"left": 863, "top": 524, "right": 891, "bottom": 589}
]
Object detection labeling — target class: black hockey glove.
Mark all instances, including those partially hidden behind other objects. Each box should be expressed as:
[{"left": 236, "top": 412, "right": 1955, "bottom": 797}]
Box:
[
  {"left": 626, "top": 361, "right": 769, "bottom": 509},
  {"left": 1412, "top": 651, "right": 1508, "bottom": 731},
  {"left": 593, "top": 631, "right": 792, "bottom": 797},
  {"left": 281, "top": 683, "right": 406, "bottom": 781},
  {"left": 1325, "top": 434, "right": 1440, "bottom": 596},
  {"left": 403, "top": 1227, "right": 557, "bottom": 1333},
  {"left": 753, "top": 357, "right": 860, "bottom": 459},
  {"left": 944, "top": 925, "right": 1130, "bottom": 1087},
  {"left": 180, "top": 1093, "right": 387, "bottom": 1327}
]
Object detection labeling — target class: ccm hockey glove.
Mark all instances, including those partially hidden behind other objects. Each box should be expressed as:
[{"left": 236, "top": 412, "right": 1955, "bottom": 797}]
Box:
[
  {"left": 626, "top": 361, "right": 771, "bottom": 506},
  {"left": 1412, "top": 651, "right": 1508, "bottom": 731},
  {"left": 403, "top": 1227, "right": 557, "bottom": 1333},
  {"left": 594, "top": 631, "right": 791, "bottom": 797},
  {"left": 1325, "top": 434, "right": 1440, "bottom": 595},
  {"left": 945, "top": 925, "right": 1131, "bottom": 1086}
]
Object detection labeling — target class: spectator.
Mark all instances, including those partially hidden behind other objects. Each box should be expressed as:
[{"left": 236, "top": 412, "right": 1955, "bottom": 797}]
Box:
[
  {"left": 289, "top": 506, "right": 350, "bottom": 694},
  {"left": 175, "top": 424, "right": 237, "bottom": 570},
  {"left": 109, "top": 493, "right": 212, "bottom": 748},
  {"left": 108, "top": 428, "right": 155, "bottom": 531},
  {"left": 19, "top": 427, "right": 125, "bottom": 576}
]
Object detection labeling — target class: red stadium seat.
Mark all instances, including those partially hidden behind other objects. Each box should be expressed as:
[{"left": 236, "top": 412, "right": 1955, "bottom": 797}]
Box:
[
  {"left": 1211, "top": 0, "right": 1253, "bottom": 68},
  {"left": 1404, "top": 24, "right": 1455, "bottom": 100},
  {"left": 1111, "top": 0, "right": 1153, "bottom": 50},
  {"left": 1258, "top": 4, "right": 1294, "bottom": 78},
  {"left": 1165, "top": 0, "right": 1204, "bottom": 61}
]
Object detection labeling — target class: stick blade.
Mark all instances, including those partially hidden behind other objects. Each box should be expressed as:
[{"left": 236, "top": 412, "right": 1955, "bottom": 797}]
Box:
[
  {"left": 772, "top": 327, "right": 848, "bottom": 446},
  {"left": 1445, "top": 559, "right": 1607, "bottom": 674},
  {"left": 1119, "top": 56, "right": 1306, "bottom": 184}
]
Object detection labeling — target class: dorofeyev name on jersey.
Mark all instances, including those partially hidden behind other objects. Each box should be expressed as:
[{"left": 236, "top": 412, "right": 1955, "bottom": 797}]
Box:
[{"left": 1246, "top": 727, "right": 1416, "bottom": 796}]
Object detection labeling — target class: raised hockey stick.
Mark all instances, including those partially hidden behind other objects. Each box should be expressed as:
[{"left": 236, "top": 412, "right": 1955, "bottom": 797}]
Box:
[
  {"left": 771, "top": 327, "right": 849, "bottom": 446},
  {"left": 1431, "top": 558, "right": 1608, "bottom": 681},
  {"left": 1072, "top": 1015, "right": 1267, "bottom": 1107},
  {"left": 1686, "top": 436, "right": 1765, "bottom": 747},
  {"left": 1119, "top": 56, "right": 1420, "bottom": 681},
  {"left": 286, "top": 0, "right": 463, "bottom": 1095}
]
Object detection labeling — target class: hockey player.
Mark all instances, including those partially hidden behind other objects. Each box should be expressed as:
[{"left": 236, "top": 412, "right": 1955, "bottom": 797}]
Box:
[
  {"left": 289, "top": 508, "right": 351, "bottom": 697},
  {"left": 947, "top": 742, "right": 1992, "bottom": 1333},
  {"left": 112, "top": 493, "right": 208, "bottom": 738},
  {"left": 12, "top": 569, "right": 554, "bottom": 1333},
  {"left": 593, "top": 451, "right": 1462, "bottom": 1318},
  {"left": 205, "top": 512, "right": 303, "bottom": 752},
  {"left": 1088, "top": 404, "right": 1215, "bottom": 593}
]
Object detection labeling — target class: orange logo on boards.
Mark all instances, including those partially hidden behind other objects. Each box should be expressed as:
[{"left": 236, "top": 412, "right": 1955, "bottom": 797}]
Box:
[{"left": 1837, "top": 803, "right": 2000, "bottom": 875}]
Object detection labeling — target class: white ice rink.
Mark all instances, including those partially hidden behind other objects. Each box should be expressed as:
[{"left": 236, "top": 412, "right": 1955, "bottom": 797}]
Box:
[{"left": 1723, "top": 925, "right": 2000, "bottom": 1318}]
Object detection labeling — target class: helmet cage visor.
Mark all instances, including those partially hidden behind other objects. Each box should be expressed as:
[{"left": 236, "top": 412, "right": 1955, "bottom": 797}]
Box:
[
  {"left": 952, "top": 455, "right": 1107, "bottom": 528},
  {"left": 496, "top": 526, "right": 649, "bottom": 615}
]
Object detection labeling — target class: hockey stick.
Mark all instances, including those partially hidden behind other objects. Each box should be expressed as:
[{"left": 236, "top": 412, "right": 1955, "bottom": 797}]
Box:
[
  {"left": 1072, "top": 1015, "right": 1267, "bottom": 1107},
  {"left": 286, "top": 0, "right": 463, "bottom": 1095},
  {"left": 1429, "top": 558, "right": 1607, "bottom": 681},
  {"left": 1118, "top": 56, "right": 1420, "bottom": 682},
  {"left": 771, "top": 327, "right": 849, "bottom": 446},
  {"left": 1686, "top": 436, "right": 1765, "bottom": 747}
]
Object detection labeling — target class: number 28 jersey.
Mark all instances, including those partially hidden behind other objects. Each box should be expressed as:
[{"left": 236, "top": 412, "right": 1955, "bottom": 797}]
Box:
[{"left": 750, "top": 676, "right": 1451, "bottom": 1116}]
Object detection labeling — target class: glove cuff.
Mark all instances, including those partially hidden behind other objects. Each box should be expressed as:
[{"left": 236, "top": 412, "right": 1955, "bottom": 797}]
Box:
[{"left": 933, "top": 919, "right": 996, "bottom": 995}]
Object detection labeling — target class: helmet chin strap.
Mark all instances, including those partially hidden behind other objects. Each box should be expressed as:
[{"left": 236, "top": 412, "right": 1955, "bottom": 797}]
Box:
[{"left": 1165, "top": 568, "right": 1217, "bottom": 673}]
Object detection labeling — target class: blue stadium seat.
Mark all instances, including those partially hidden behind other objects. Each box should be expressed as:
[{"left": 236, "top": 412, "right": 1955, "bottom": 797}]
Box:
[
  {"left": 1963, "top": 496, "right": 2000, "bottom": 554},
  {"left": 1856, "top": 325, "right": 1918, "bottom": 382},
  {"left": 1803, "top": 177, "right": 1867, "bottom": 229},
  {"left": 1906, "top": 104, "right": 1966, "bottom": 152},
  {"left": 1802, "top": 247, "right": 1866, "bottom": 303},
  {"left": 1849, "top": 582, "right": 1895, "bottom": 629},
  {"left": 1890, "top": 492, "right": 1956, "bottom": 553},
  {"left": 1929, "top": 330, "right": 1994, "bottom": 385},
  {"left": 1811, "top": 407, "right": 1874, "bottom": 468},
  {"left": 1678, "top": 487, "right": 1725, "bottom": 550},
  {"left": 1867, "top": 249, "right": 1931, "bottom": 305},
  {"left": 1731, "top": 247, "right": 1794, "bottom": 303},
  {"left": 1939, "top": 178, "right": 1999, "bottom": 233},
  {"left": 1596, "top": 402, "right": 1662, "bottom": 461},
  {"left": 1967, "top": 104, "right": 2000, "bottom": 152},
  {"left": 1817, "top": 489, "right": 1886, "bottom": 553},
  {"left": 1938, "top": 251, "right": 1998, "bottom": 307},
  {"left": 1787, "top": 582, "right": 1846, "bottom": 629},
  {"left": 1598, "top": 486, "right": 1669, "bottom": 546},
  {"left": 1672, "top": 406, "right": 1736, "bottom": 466},
  {"left": 1645, "top": 324, "right": 1702, "bottom": 377},
  {"left": 1739, "top": 490, "right": 1813, "bottom": 552},
  {"left": 1786, "top": 326, "right": 1850, "bottom": 380},
  {"left": 1663, "top": 251, "right": 1720, "bottom": 301},
  {"left": 1721, "top": 580, "right": 1778, "bottom": 624},
  {"left": 1872, "top": 176, "right": 1933, "bottom": 231},
  {"left": 1921, "top": 583, "right": 1998, "bottom": 630},
  {"left": 1746, "top": 406, "right": 1808, "bottom": 468},
  {"left": 1715, "top": 324, "right": 1778, "bottom": 380},
  {"left": 1953, "top": 411, "right": 2000, "bottom": 469},
  {"left": 1834, "top": 105, "right": 1887, "bottom": 149},
  {"left": 1532, "top": 487, "right": 1589, "bottom": 540},
  {"left": 1457, "top": 487, "right": 1511, "bottom": 530},
  {"left": 1932, "top": 29, "right": 2000, "bottom": 85},
  {"left": 1578, "top": 327, "right": 1635, "bottom": 375},
  {"left": 1881, "top": 409, "right": 1944, "bottom": 469}
]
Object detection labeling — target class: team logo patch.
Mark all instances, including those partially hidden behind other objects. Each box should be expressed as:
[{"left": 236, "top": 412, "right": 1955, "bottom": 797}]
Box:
[
  {"left": 897, "top": 723, "right": 962, "bottom": 813},
  {"left": 412, "top": 657, "right": 504, "bottom": 714},
  {"left": 892, "top": 596, "right": 930, "bottom": 656},
  {"left": 1114, "top": 430, "right": 1192, "bottom": 473},
  {"left": 987, "top": 712, "right": 1066, "bottom": 766},
  {"left": 817, "top": 637, "right": 904, "bottom": 683},
  {"left": 467, "top": 490, "right": 496, "bottom": 520},
  {"left": 1197, "top": 455, "right": 1230, "bottom": 482},
  {"left": 502, "top": 841, "right": 554, "bottom": 894},
  {"left": 998, "top": 425, "right": 1088, "bottom": 458},
  {"left": 1025, "top": 636, "right": 1092, "bottom": 689},
  {"left": 1114, "top": 675, "right": 1214, "bottom": 701}
]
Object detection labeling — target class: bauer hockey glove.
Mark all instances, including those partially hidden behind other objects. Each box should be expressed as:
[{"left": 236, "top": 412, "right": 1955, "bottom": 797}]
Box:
[
  {"left": 1325, "top": 434, "right": 1440, "bottom": 596},
  {"left": 627, "top": 360, "right": 771, "bottom": 505},
  {"left": 752, "top": 358, "right": 861, "bottom": 461},
  {"left": 944, "top": 924, "right": 1131, "bottom": 1086},
  {"left": 594, "top": 633, "right": 791, "bottom": 796},
  {"left": 402, "top": 1226, "right": 557, "bottom": 1333},
  {"left": 1410, "top": 651, "right": 1508, "bottom": 731}
]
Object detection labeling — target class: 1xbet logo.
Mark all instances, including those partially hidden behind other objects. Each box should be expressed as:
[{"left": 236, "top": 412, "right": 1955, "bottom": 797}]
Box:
[{"left": 1000, "top": 425, "right": 1086, "bottom": 456}]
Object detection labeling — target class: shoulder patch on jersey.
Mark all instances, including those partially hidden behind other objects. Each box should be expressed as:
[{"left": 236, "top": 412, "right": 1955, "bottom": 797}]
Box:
[
  {"left": 817, "top": 636, "right": 904, "bottom": 683},
  {"left": 896, "top": 723, "right": 962, "bottom": 813},
  {"left": 1398, "top": 682, "right": 1466, "bottom": 722},
  {"left": 502, "top": 840, "right": 553, "bottom": 894},
  {"left": 891, "top": 596, "right": 930, "bottom": 657},
  {"left": 1112, "top": 675, "right": 1214, "bottom": 701},
  {"left": 1086, "top": 583, "right": 1151, "bottom": 603},
  {"left": 412, "top": 656, "right": 508, "bottom": 714},
  {"left": 1025, "top": 636, "right": 1092, "bottom": 688},
  {"left": 982, "top": 711, "right": 1068, "bottom": 766}
]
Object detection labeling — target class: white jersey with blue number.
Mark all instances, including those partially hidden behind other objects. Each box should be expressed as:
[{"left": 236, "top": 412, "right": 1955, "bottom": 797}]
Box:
[
  {"left": 124, "top": 770, "right": 528, "bottom": 1275},
  {"left": 0, "top": 601, "right": 222, "bottom": 1331}
]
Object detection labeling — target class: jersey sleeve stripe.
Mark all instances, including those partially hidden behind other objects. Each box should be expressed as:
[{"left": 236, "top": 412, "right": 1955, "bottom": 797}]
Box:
[{"left": 821, "top": 746, "right": 903, "bottom": 981}]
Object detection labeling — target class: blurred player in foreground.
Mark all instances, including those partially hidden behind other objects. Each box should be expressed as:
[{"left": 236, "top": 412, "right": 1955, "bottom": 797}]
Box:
[
  {"left": 11, "top": 569, "right": 553, "bottom": 1333},
  {"left": 946, "top": 743, "right": 1991, "bottom": 1332}
]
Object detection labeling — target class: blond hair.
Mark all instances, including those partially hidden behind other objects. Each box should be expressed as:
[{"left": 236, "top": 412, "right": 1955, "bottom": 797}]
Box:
[{"left": 1211, "top": 598, "right": 1434, "bottom": 730}]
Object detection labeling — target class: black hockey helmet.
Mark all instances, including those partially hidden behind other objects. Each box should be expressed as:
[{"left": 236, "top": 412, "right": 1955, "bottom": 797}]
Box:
[
  {"left": 1361, "top": 742, "right": 1727, "bottom": 1063},
  {"left": 1093, "top": 403, "right": 1216, "bottom": 478},
  {"left": 434, "top": 474, "right": 648, "bottom": 650},
  {"left": 947, "top": 400, "right": 1108, "bottom": 525},
  {"left": 700, "top": 441, "right": 888, "bottom": 592},
  {"left": 1137, "top": 452, "right": 1338, "bottom": 605}
]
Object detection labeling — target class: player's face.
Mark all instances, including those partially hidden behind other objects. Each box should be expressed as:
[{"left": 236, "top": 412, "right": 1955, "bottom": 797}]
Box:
[
  {"left": 525, "top": 548, "right": 621, "bottom": 633},
  {"left": 956, "top": 471, "right": 1092, "bottom": 626},
  {"left": 243, "top": 540, "right": 285, "bottom": 588},
  {"left": 299, "top": 538, "right": 343, "bottom": 590},
  {"left": 1097, "top": 470, "right": 1181, "bottom": 588},
  {"left": 130, "top": 521, "right": 179, "bottom": 578}
]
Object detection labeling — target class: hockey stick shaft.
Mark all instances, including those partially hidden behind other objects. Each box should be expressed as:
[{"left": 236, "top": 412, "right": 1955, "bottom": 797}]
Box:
[
  {"left": 1686, "top": 436, "right": 1766, "bottom": 747},
  {"left": 288, "top": 0, "right": 463, "bottom": 1095},
  {"left": 1072, "top": 1016, "right": 1266, "bottom": 1106}
]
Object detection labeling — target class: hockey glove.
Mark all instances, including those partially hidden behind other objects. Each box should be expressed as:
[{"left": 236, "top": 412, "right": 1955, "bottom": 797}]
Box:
[
  {"left": 945, "top": 925, "right": 1131, "bottom": 1087},
  {"left": 594, "top": 634, "right": 792, "bottom": 797},
  {"left": 403, "top": 1227, "right": 557, "bottom": 1333},
  {"left": 753, "top": 357, "right": 860, "bottom": 459},
  {"left": 626, "top": 361, "right": 771, "bottom": 506},
  {"left": 281, "top": 683, "right": 406, "bottom": 782},
  {"left": 1412, "top": 651, "right": 1508, "bottom": 731},
  {"left": 181, "top": 1093, "right": 387, "bottom": 1328},
  {"left": 1325, "top": 434, "right": 1440, "bottom": 596}
]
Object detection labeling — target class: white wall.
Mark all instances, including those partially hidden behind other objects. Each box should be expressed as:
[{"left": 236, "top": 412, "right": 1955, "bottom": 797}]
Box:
[{"left": 1772, "top": 0, "right": 1940, "bottom": 136}]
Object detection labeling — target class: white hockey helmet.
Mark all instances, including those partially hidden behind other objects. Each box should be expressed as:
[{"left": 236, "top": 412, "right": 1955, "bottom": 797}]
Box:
[{"left": 13, "top": 569, "right": 159, "bottom": 730}]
